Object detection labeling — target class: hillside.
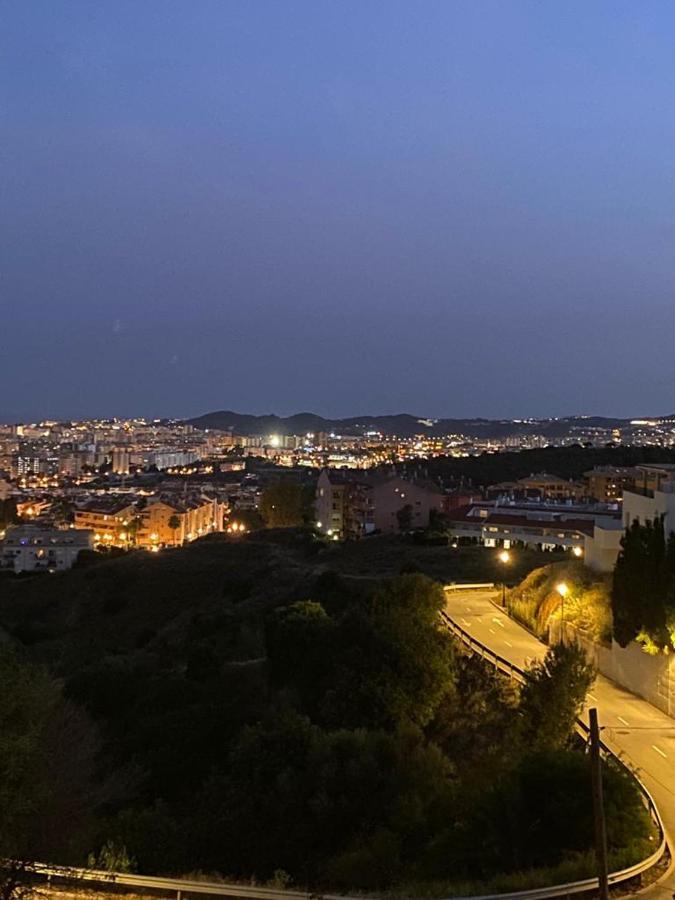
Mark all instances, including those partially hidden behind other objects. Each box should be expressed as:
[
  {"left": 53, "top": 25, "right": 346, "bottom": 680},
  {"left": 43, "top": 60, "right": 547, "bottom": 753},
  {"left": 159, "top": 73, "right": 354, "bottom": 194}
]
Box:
[
  {"left": 0, "top": 532, "right": 653, "bottom": 895},
  {"left": 185, "top": 409, "right": 666, "bottom": 438}
]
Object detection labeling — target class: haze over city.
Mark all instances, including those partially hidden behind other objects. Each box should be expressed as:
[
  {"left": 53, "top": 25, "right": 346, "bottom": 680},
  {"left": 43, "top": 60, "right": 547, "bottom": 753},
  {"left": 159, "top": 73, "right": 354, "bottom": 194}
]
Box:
[{"left": 4, "top": 1, "right": 675, "bottom": 421}]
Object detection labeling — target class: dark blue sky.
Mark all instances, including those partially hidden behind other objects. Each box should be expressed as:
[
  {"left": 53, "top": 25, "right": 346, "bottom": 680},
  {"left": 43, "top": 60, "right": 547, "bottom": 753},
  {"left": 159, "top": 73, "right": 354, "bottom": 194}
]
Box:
[{"left": 3, "top": 1, "right": 675, "bottom": 422}]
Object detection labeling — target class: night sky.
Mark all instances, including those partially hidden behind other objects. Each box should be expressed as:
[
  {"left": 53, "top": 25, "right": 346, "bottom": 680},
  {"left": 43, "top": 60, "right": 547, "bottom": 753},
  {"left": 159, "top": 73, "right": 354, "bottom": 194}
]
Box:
[{"left": 3, "top": 1, "right": 675, "bottom": 422}]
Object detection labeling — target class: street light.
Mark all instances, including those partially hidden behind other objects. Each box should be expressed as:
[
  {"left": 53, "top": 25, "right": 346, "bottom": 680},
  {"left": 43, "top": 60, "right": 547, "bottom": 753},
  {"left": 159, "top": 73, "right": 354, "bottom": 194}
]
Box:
[
  {"left": 572, "top": 546, "right": 583, "bottom": 558},
  {"left": 557, "top": 581, "right": 569, "bottom": 644},
  {"left": 498, "top": 549, "right": 511, "bottom": 607}
]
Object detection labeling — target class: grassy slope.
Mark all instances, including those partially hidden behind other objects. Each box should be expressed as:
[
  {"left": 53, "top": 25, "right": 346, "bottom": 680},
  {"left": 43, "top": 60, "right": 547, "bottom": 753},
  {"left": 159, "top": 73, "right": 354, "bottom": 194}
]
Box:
[{"left": 506, "top": 560, "right": 612, "bottom": 643}]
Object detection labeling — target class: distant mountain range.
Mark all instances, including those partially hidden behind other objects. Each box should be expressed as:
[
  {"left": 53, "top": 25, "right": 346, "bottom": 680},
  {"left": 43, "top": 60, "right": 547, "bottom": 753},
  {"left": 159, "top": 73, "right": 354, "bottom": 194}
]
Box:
[{"left": 186, "top": 410, "right": 675, "bottom": 440}]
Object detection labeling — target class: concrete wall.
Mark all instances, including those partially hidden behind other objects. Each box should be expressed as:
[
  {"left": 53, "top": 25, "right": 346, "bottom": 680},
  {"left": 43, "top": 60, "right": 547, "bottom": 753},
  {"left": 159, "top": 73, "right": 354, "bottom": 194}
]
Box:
[
  {"left": 584, "top": 523, "right": 623, "bottom": 573},
  {"left": 567, "top": 624, "right": 675, "bottom": 719}
]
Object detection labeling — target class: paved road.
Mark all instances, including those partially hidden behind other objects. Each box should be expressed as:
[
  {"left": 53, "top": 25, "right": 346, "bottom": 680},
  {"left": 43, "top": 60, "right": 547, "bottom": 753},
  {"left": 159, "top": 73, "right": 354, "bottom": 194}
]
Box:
[{"left": 445, "top": 589, "right": 675, "bottom": 898}]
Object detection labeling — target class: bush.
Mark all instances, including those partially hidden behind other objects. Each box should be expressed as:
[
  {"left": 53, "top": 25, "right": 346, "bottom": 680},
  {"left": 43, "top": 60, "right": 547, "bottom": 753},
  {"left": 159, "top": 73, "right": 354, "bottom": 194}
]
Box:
[{"left": 507, "top": 561, "right": 611, "bottom": 642}]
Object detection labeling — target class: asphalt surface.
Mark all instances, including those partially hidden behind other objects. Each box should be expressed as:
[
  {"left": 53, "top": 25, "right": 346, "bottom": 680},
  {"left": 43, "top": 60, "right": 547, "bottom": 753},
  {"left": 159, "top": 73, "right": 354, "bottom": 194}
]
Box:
[{"left": 444, "top": 589, "right": 675, "bottom": 898}]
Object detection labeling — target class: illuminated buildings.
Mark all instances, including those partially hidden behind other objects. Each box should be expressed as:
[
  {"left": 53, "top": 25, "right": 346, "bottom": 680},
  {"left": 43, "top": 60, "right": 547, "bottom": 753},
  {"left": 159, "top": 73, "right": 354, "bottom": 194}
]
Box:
[
  {"left": 137, "top": 495, "right": 225, "bottom": 547},
  {"left": 371, "top": 476, "right": 446, "bottom": 534},
  {"left": 315, "top": 470, "right": 466, "bottom": 538},
  {"left": 315, "top": 471, "right": 374, "bottom": 540},
  {"left": 0, "top": 524, "right": 93, "bottom": 573},
  {"left": 111, "top": 448, "right": 131, "bottom": 475},
  {"left": 74, "top": 499, "right": 137, "bottom": 544},
  {"left": 488, "top": 473, "right": 586, "bottom": 502}
]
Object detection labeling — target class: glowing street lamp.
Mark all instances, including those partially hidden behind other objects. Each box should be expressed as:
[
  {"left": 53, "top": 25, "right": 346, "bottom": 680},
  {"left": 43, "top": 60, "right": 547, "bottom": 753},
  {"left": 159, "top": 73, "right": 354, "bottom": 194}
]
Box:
[
  {"left": 498, "top": 549, "right": 511, "bottom": 607},
  {"left": 557, "top": 582, "right": 569, "bottom": 644},
  {"left": 572, "top": 545, "right": 583, "bottom": 558}
]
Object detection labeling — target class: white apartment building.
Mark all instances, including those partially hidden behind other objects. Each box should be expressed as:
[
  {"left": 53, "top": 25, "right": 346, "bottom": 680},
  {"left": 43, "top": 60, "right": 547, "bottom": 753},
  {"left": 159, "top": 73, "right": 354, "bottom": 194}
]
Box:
[{"left": 0, "top": 525, "right": 93, "bottom": 573}]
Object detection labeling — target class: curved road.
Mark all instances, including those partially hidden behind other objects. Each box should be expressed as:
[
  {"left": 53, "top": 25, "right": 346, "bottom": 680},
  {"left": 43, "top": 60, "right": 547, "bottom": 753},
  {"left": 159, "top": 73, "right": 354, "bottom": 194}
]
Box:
[{"left": 444, "top": 589, "right": 675, "bottom": 899}]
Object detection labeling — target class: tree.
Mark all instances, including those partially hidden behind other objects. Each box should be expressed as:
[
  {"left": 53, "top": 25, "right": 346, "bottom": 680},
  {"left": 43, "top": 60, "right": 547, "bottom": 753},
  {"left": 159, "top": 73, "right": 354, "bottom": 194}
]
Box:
[
  {"left": 517, "top": 643, "right": 594, "bottom": 751},
  {"left": 265, "top": 601, "right": 336, "bottom": 715},
  {"left": 320, "top": 575, "right": 455, "bottom": 729},
  {"left": 396, "top": 504, "right": 414, "bottom": 532},
  {"left": 125, "top": 515, "right": 143, "bottom": 547},
  {"left": 0, "top": 498, "right": 18, "bottom": 530},
  {"left": 460, "top": 749, "right": 652, "bottom": 875},
  {"left": 260, "top": 483, "right": 313, "bottom": 528},
  {"left": 193, "top": 711, "right": 456, "bottom": 890},
  {"left": 612, "top": 517, "right": 673, "bottom": 649},
  {"left": 168, "top": 514, "right": 181, "bottom": 545},
  {"left": 50, "top": 498, "right": 74, "bottom": 526},
  {"left": 0, "top": 649, "right": 100, "bottom": 897}
]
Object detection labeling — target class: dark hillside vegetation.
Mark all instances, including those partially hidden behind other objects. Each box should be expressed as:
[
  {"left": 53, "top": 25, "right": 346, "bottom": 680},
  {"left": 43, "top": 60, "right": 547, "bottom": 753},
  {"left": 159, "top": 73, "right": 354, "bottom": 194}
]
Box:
[
  {"left": 401, "top": 445, "right": 675, "bottom": 487},
  {"left": 0, "top": 531, "right": 655, "bottom": 895}
]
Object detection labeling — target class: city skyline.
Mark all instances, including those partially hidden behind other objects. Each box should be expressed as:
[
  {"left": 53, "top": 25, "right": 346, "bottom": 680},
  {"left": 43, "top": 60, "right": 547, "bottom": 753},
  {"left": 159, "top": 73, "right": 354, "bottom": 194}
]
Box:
[{"left": 5, "top": 1, "right": 675, "bottom": 420}]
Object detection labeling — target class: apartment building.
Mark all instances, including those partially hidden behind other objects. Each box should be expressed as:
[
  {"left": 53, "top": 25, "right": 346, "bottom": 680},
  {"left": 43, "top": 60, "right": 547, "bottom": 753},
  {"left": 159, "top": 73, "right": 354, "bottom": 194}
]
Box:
[
  {"left": 137, "top": 495, "right": 225, "bottom": 547},
  {"left": 315, "top": 470, "right": 448, "bottom": 538},
  {"left": 0, "top": 524, "right": 93, "bottom": 573},
  {"left": 488, "top": 472, "right": 586, "bottom": 502},
  {"left": 315, "top": 470, "right": 374, "bottom": 540},
  {"left": 584, "top": 466, "right": 638, "bottom": 503},
  {"left": 73, "top": 499, "right": 138, "bottom": 544},
  {"left": 447, "top": 501, "right": 603, "bottom": 552},
  {"left": 371, "top": 475, "right": 445, "bottom": 534}
]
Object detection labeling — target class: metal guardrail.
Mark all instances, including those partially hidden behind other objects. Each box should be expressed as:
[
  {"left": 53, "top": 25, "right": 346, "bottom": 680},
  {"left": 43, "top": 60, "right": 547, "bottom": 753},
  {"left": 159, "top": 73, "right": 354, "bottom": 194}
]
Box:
[
  {"left": 439, "top": 609, "right": 669, "bottom": 899},
  {"left": 444, "top": 583, "right": 495, "bottom": 591},
  {"left": 29, "top": 863, "right": 346, "bottom": 900}
]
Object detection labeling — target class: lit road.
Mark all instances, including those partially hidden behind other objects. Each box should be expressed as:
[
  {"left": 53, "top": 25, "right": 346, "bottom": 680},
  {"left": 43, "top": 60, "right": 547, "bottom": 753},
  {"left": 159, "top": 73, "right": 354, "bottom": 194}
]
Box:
[{"left": 444, "top": 589, "right": 675, "bottom": 898}]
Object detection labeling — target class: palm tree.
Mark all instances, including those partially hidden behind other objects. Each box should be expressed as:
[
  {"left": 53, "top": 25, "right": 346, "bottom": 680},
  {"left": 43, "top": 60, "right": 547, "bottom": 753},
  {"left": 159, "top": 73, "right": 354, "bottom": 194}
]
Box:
[{"left": 168, "top": 514, "right": 182, "bottom": 546}]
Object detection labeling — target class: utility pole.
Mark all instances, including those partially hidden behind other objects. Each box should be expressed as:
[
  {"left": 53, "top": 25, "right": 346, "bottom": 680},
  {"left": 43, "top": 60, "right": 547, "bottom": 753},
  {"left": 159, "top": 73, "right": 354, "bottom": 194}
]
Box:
[{"left": 589, "top": 707, "right": 609, "bottom": 900}]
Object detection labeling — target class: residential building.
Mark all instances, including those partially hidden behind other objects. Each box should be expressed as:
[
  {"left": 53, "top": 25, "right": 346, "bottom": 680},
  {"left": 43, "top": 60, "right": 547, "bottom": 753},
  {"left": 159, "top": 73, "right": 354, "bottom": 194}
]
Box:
[
  {"left": 447, "top": 499, "right": 620, "bottom": 555},
  {"left": 73, "top": 499, "right": 138, "bottom": 545},
  {"left": 584, "top": 465, "right": 675, "bottom": 572},
  {"left": 518, "top": 473, "right": 586, "bottom": 501},
  {"left": 0, "top": 524, "right": 93, "bottom": 573},
  {"left": 371, "top": 475, "right": 445, "bottom": 533},
  {"left": 315, "top": 470, "right": 374, "bottom": 540},
  {"left": 137, "top": 495, "right": 225, "bottom": 548},
  {"left": 448, "top": 504, "right": 594, "bottom": 551},
  {"left": 584, "top": 464, "right": 675, "bottom": 503},
  {"left": 585, "top": 466, "right": 637, "bottom": 503},
  {"left": 111, "top": 448, "right": 130, "bottom": 475},
  {"left": 487, "top": 473, "right": 586, "bottom": 501},
  {"left": 584, "top": 520, "right": 624, "bottom": 572}
]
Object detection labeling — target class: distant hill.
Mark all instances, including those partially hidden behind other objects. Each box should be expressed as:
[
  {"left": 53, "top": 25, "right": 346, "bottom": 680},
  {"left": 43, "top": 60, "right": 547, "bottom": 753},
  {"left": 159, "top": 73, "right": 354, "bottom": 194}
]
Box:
[{"left": 185, "top": 409, "right": 673, "bottom": 439}]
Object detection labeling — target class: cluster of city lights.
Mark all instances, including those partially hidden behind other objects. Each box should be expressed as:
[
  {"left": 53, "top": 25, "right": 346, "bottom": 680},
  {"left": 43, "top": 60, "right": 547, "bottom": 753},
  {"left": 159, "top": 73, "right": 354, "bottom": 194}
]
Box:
[{"left": 227, "top": 521, "right": 247, "bottom": 535}]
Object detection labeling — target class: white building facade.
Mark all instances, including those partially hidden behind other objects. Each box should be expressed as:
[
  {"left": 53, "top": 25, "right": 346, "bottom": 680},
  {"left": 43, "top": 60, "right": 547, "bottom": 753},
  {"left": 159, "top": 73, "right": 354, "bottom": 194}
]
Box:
[{"left": 0, "top": 525, "right": 93, "bottom": 573}]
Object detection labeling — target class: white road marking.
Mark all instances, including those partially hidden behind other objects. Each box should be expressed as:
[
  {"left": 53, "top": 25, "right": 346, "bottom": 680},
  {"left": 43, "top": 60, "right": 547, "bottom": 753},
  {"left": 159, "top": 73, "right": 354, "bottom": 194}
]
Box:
[
  {"left": 489, "top": 628, "right": 496, "bottom": 635},
  {"left": 492, "top": 617, "right": 505, "bottom": 628},
  {"left": 652, "top": 745, "right": 668, "bottom": 759},
  {"left": 588, "top": 693, "right": 598, "bottom": 702},
  {"left": 461, "top": 618, "right": 470, "bottom": 627},
  {"left": 617, "top": 716, "right": 630, "bottom": 726},
  {"left": 504, "top": 640, "right": 513, "bottom": 648}
]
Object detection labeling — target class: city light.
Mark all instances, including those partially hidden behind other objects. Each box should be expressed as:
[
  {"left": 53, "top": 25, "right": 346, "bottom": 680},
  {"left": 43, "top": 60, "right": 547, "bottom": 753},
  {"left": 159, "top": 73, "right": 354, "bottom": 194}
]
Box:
[
  {"left": 227, "top": 521, "right": 247, "bottom": 535},
  {"left": 572, "top": 546, "right": 583, "bottom": 557}
]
